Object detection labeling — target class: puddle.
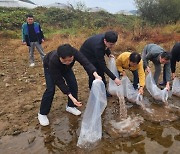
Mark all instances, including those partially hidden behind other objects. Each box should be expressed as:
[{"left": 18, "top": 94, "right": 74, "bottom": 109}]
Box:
[
  {"left": 0, "top": 97, "right": 180, "bottom": 153},
  {"left": 143, "top": 104, "right": 179, "bottom": 123}
]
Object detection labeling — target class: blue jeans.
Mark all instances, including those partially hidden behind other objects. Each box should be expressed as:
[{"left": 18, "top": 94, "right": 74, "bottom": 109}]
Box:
[
  {"left": 40, "top": 67, "right": 78, "bottom": 115},
  {"left": 132, "top": 70, "right": 139, "bottom": 89}
]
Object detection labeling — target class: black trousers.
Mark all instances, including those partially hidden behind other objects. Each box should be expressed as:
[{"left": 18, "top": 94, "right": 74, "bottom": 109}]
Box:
[
  {"left": 88, "top": 63, "right": 107, "bottom": 89},
  {"left": 40, "top": 67, "right": 78, "bottom": 115}
]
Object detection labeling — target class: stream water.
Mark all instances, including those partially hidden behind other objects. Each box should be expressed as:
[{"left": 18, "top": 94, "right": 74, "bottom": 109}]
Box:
[{"left": 0, "top": 96, "right": 180, "bottom": 154}]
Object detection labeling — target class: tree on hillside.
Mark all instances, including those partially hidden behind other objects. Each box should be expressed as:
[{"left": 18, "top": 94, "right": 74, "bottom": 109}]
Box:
[{"left": 135, "top": 0, "right": 180, "bottom": 24}]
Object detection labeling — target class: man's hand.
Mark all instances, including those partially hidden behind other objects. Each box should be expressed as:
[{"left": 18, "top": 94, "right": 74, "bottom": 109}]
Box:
[
  {"left": 166, "top": 82, "right": 170, "bottom": 91},
  {"left": 93, "top": 72, "right": 102, "bottom": 80},
  {"left": 68, "top": 94, "right": 82, "bottom": 107},
  {"left": 109, "top": 54, "right": 115, "bottom": 58},
  {"left": 138, "top": 86, "right": 144, "bottom": 95},
  {"left": 122, "top": 70, "right": 126, "bottom": 76},
  {"left": 114, "top": 78, "right": 121, "bottom": 86},
  {"left": 172, "top": 73, "right": 176, "bottom": 80},
  {"left": 22, "top": 42, "right": 26, "bottom": 45},
  {"left": 42, "top": 39, "right": 45, "bottom": 43},
  {"left": 146, "top": 66, "right": 150, "bottom": 73},
  {"left": 73, "top": 99, "right": 82, "bottom": 107}
]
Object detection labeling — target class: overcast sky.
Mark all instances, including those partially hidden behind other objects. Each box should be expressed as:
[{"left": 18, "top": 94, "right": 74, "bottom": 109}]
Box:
[{"left": 31, "top": 0, "right": 136, "bottom": 14}]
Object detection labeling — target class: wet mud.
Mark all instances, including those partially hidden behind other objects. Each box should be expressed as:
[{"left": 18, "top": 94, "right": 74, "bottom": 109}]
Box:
[{"left": 0, "top": 38, "right": 180, "bottom": 153}]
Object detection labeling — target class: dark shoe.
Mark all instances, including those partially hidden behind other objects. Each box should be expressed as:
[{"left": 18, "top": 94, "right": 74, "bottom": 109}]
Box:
[
  {"left": 159, "top": 81, "right": 166, "bottom": 86},
  {"left": 106, "top": 91, "right": 112, "bottom": 97}
]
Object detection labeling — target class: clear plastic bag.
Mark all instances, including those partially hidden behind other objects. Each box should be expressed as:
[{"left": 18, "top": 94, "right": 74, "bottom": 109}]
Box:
[
  {"left": 108, "top": 58, "right": 143, "bottom": 105},
  {"left": 121, "top": 76, "right": 142, "bottom": 104},
  {"left": 108, "top": 57, "right": 124, "bottom": 96},
  {"left": 172, "top": 77, "right": 180, "bottom": 97},
  {"left": 77, "top": 79, "right": 107, "bottom": 148},
  {"left": 146, "top": 72, "right": 168, "bottom": 102}
]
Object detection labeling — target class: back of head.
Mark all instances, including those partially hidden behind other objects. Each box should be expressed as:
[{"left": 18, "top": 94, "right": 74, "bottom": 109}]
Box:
[
  {"left": 104, "top": 31, "right": 118, "bottom": 43},
  {"left": 57, "top": 44, "right": 75, "bottom": 58},
  {"left": 161, "top": 51, "right": 171, "bottom": 60},
  {"left": 129, "top": 52, "right": 141, "bottom": 64}
]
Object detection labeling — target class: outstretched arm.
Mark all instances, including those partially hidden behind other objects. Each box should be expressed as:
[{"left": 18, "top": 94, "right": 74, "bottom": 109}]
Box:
[{"left": 68, "top": 94, "right": 82, "bottom": 106}]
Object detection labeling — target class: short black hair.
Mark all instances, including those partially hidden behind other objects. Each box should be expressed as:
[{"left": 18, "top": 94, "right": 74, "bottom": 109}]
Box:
[
  {"left": 104, "top": 31, "right": 118, "bottom": 43},
  {"left": 161, "top": 51, "right": 171, "bottom": 60},
  {"left": 57, "top": 44, "right": 75, "bottom": 58},
  {"left": 26, "top": 14, "right": 34, "bottom": 18},
  {"left": 129, "top": 52, "right": 141, "bottom": 64}
]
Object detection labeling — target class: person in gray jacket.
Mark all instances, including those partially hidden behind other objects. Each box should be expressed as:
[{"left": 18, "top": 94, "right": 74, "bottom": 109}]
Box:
[{"left": 142, "top": 43, "right": 171, "bottom": 90}]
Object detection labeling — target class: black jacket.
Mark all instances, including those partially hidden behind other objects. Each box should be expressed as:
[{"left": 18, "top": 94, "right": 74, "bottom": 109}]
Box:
[
  {"left": 43, "top": 49, "right": 96, "bottom": 95},
  {"left": 171, "top": 42, "right": 180, "bottom": 73},
  {"left": 80, "top": 34, "right": 116, "bottom": 80}
]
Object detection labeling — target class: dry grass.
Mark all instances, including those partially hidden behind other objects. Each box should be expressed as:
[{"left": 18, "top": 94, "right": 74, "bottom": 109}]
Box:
[
  {"left": 10, "top": 23, "right": 179, "bottom": 56},
  {"left": 112, "top": 24, "right": 180, "bottom": 55}
]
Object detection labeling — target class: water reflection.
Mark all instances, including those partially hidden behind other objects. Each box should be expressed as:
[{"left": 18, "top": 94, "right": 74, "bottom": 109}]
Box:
[
  {"left": 40, "top": 126, "right": 60, "bottom": 153},
  {"left": 39, "top": 114, "right": 81, "bottom": 153},
  {"left": 0, "top": 97, "right": 180, "bottom": 153},
  {"left": 144, "top": 123, "right": 173, "bottom": 148},
  {"left": 102, "top": 97, "right": 180, "bottom": 154}
]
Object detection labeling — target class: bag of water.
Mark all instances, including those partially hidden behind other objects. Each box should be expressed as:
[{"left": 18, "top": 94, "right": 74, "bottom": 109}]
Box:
[
  {"left": 172, "top": 77, "right": 180, "bottom": 97},
  {"left": 108, "top": 57, "right": 123, "bottom": 96},
  {"left": 77, "top": 79, "right": 107, "bottom": 148},
  {"left": 146, "top": 72, "right": 169, "bottom": 103},
  {"left": 108, "top": 58, "right": 146, "bottom": 109},
  {"left": 121, "top": 76, "right": 142, "bottom": 104}
]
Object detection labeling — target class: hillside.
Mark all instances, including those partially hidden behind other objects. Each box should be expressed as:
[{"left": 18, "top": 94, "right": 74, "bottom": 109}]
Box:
[{"left": 0, "top": 6, "right": 180, "bottom": 153}]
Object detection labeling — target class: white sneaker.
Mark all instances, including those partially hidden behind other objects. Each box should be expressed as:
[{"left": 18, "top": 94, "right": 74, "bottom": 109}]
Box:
[
  {"left": 66, "top": 106, "right": 81, "bottom": 116},
  {"left": 38, "top": 113, "right": 49, "bottom": 126},
  {"left": 29, "top": 63, "right": 35, "bottom": 67}
]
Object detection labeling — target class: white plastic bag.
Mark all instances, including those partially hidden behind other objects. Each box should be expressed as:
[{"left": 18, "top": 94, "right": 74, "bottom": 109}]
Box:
[
  {"left": 77, "top": 79, "right": 107, "bottom": 148},
  {"left": 172, "top": 78, "right": 180, "bottom": 97},
  {"left": 108, "top": 58, "right": 143, "bottom": 106},
  {"left": 146, "top": 72, "right": 168, "bottom": 102},
  {"left": 121, "top": 76, "right": 142, "bottom": 104},
  {"left": 108, "top": 57, "right": 124, "bottom": 96}
]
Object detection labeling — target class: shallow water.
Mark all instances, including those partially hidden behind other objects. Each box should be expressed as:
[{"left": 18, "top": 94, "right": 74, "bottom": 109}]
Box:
[{"left": 0, "top": 97, "right": 180, "bottom": 154}]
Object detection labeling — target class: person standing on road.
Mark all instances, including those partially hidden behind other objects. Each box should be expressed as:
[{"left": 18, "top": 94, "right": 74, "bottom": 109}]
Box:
[{"left": 22, "top": 14, "right": 45, "bottom": 67}]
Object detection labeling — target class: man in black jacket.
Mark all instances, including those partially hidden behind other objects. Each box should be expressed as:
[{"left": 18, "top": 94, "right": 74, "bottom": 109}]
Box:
[
  {"left": 38, "top": 44, "right": 101, "bottom": 126},
  {"left": 170, "top": 42, "right": 180, "bottom": 79},
  {"left": 80, "top": 31, "right": 121, "bottom": 96}
]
